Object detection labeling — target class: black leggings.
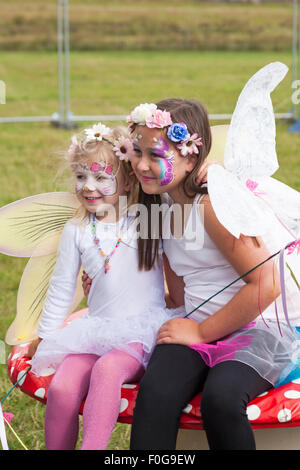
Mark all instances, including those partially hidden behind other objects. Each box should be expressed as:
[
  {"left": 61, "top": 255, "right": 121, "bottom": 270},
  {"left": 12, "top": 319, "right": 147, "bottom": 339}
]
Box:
[{"left": 130, "top": 344, "right": 272, "bottom": 450}]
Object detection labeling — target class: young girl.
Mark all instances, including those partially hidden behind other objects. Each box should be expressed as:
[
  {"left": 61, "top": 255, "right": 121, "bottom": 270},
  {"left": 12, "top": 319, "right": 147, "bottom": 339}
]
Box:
[
  {"left": 126, "top": 62, "right": 300, "bottom": 450},
  {"left": 28, "top": 123, "right": 179, "bottom": 450}
]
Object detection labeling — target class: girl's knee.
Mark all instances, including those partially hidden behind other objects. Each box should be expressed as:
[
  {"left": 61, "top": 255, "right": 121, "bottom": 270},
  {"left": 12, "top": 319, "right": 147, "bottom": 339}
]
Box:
[
  {"left": 137, "top": 371, "right": 162, "bottom": 403},
  {"left": 135, "top": 370, "right": 189, "bottom": 420},
  {"left": 90, "top": 349, "right": 142, "bottom": 384},
  {"left": 47, "top": 354, "right": 95, "bottom": 404},
  {"left": 48, "top": 376, "right": 72, "bottom": 405},
  {"left": 201, "top": 386, "right": 247, "bottom": 422}
]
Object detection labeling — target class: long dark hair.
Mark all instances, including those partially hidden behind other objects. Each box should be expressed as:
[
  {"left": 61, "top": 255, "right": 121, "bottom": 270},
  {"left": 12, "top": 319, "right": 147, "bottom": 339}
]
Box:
[{"left": 137, "top": 98, "right": 212, "bottom": 270}]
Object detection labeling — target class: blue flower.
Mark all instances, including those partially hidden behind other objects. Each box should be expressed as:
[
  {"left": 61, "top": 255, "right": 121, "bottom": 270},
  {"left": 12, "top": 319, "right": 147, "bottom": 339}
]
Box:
[{"left": 167, "top": 122, "right": 190, "bottom": 143}]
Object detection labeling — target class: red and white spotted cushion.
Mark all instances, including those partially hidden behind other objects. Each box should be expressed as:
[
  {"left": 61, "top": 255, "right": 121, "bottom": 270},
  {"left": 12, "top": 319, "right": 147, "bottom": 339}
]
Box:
[{"left": 6, "top": 310, "right": 300, "bottom": 430}]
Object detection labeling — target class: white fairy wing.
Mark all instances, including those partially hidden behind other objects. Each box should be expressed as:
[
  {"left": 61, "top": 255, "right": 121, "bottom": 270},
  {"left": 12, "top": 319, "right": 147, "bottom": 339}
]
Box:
[
  {"left": 254, "top": 177, "right": 300, "bottom": 238},
  {"left": 5, "top": 249, "right": 84, "bottom": 345},
  {"left": 207, "top": 165, "right": 275, "bottom": 238},
  {"left": 0, "top": 192, "right": 80, "bottom": 257},
  {"left": 224, "top": 62, "right": 288, "bottom": 179},
  {"left": 206, "top": 62, "right": 299, "bottom": 238}
]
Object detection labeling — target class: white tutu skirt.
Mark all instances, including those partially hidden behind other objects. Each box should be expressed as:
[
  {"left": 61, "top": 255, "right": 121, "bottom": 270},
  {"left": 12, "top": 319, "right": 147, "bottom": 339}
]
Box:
[
  {"left": 31, "top": 305, "right": 184, "bottom": 376},
  {"left": 190, "top": 318, "right": 300, "bottom": 387}
]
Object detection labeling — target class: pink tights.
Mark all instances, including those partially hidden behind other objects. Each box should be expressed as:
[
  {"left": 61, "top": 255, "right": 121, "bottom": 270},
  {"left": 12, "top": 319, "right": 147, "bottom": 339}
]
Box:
[{"left": 44, "top": 344, "right": 144, "bottom": 450}]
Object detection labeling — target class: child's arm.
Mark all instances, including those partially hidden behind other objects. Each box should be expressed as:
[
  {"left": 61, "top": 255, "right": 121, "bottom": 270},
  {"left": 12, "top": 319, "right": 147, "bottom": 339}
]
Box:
[
  {"left": 82, "top": 270, "right": 92, "bottom": 299},
  {"left": 26, "top": 337, "right": 42, "bottom": 358},
  {"left": 163, "top": 253, "right": 185, "bottom": 308},
  {"left": 157, "top": 197, "right": 281, "bottom": 345}
]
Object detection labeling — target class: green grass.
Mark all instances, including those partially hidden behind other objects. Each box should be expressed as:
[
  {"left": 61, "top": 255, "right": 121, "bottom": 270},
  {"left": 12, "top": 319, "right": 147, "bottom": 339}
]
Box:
[
  {"left": 0, "top": 49, "right": 297, "bottom": 117},
  {"left": 0, "top": 49, "right": 299, "bottom": 450},
  {"left": 0, "top": 0, "right": 295, "bottom": 52}
]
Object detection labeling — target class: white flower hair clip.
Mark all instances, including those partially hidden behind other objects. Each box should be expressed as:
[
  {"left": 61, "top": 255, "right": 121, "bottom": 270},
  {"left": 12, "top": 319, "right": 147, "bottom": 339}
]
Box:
[{"left": 84, "top": 122, "right": 111, "bottom": 142}]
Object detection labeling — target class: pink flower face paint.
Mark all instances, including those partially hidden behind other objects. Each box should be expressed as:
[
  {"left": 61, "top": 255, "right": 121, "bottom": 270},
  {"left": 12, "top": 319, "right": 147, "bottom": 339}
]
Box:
[
  {"left": 74, "top": 161, "right": 117, "bottom": 196},
  {"left": 153, "top": 137, "right": 175, "bottom": 186}
]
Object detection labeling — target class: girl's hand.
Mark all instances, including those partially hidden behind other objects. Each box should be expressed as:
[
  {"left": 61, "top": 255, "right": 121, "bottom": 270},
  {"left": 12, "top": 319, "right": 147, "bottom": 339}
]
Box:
[
  {"left": 156, "top": 318, "right": 202, "bottom": 346},
  {"left": 195, "top": 160, "right": 222, "bottom": 186},
  {"left": 25, "top": 337, "right": 42, "bottom": 358},
  {"left": 82, "top": 270, "right": 92, "bottom": 299}
]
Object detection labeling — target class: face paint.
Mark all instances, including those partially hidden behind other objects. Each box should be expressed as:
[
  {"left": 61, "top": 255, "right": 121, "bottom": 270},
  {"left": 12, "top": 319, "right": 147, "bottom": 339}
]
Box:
[
  {"left": 133, "top": 134, "right": 142, "bottom": 145},
  {"left": 153, "top": 137, "right": 169, "bottom": 158},
  {"left": 158, "top": 157, "right": 175, "bottom": 186},
  {"left": 73, "top": 161, "right": 118, "bottom": 196},
  {"left": 153, "top": 137, "right": 175, "bottom": 186}
]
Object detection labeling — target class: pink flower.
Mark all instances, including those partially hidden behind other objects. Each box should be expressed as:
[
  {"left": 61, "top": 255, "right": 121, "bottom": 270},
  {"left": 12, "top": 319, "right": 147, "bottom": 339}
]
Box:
[
  {"left": 287, "top": 239, "right": 300, "bottom": 255},
  {"left": 146, "top": 109, "right": 173, "bottom": 129},
  {"left": 113, "top": 136, "right": 134, "bottom": 161},
  {"left": 177, "top": 133, "right": 203, "bottom": 157}
]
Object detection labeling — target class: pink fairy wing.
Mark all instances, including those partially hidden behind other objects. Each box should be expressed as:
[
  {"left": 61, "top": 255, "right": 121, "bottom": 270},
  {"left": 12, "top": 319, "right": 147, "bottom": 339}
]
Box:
[
  {"left": 0, "top": 192, "right": 80, "bottom": 257},
  {"left": 5, "top": 250, "right": 84, "bottom": 345}
]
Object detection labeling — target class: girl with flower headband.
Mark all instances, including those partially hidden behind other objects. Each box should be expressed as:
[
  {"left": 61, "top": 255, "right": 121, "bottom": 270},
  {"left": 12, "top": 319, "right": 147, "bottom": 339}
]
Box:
[
  {"left": 25, "top": 123, "right": 182, "bottom": 450},
  {"left": 122, "top": 63, "right": 300, "bottom": 450}
]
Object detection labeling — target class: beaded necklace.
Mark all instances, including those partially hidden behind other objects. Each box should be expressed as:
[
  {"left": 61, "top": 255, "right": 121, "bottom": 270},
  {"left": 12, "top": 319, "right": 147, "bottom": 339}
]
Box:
[{"left": 92, "top": 214, "right": 126, "bottom": 274}]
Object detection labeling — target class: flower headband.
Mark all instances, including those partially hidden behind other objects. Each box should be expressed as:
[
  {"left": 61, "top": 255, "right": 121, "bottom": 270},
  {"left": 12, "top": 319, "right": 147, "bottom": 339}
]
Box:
[
  {"left": 68, "top": 122, "right": 134, "bottom": 162},
  {"left": 127, "top": 103, "right": 203, "bottom": 157}
]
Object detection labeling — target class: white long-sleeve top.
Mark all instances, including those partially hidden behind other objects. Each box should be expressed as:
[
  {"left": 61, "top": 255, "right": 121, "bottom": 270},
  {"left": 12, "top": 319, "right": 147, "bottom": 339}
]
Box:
[{"left": 37, "top": 216, "right": 165, "bottom": 339}]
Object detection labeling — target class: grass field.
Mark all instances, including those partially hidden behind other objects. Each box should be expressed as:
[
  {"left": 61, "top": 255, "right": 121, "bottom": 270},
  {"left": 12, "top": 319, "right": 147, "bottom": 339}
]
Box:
[
  {"left": 0, "top": 46, "right": 299, "bottom": 450},
  {"left": 0, "top": 0, "right": 295, "bottom": 52}
]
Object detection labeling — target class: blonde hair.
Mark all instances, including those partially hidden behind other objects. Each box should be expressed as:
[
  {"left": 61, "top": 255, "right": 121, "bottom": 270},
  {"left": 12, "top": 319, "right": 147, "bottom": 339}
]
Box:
[{"left": 63, "top": 125, "right": 139, "bottom": 225}]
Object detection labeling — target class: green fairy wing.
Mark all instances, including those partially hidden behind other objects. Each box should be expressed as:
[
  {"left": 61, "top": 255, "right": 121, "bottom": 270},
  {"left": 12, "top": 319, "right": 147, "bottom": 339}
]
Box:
[
  {"left": 0, "top": 192, "right": 79, "bottom": 257},
  {"left": 5, "top": 252, "right": 84, "bottom": 345},
  {"left": 0, "top": 192, "right": 84, "bottom": 345}
]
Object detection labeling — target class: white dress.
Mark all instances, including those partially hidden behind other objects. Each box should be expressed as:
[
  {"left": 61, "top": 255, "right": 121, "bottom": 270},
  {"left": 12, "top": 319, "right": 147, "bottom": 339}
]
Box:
[
  {"left": 162, "top": 192, "right": 300, "bottom": 387},
  {"left": 31, "top": 215, "right": 179, "bottom": 376}
]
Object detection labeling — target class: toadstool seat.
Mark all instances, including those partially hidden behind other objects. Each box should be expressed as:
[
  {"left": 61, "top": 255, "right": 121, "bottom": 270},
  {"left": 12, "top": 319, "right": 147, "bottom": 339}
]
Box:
[{"left": 7, "top": 309, "right": 300, "bottom": 450}]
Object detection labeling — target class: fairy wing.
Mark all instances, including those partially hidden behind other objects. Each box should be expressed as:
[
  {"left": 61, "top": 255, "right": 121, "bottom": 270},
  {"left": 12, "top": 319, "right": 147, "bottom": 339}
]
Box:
[
  {"left": 207, "top": 124, "right": 229, "bottom": 163},
  {"left": 0, "top": 192, "right": 83, "bottom": 345},
  {"left": 224, "top": 61, "right": 288, "bottom": 179},
  {"left": 0, "top": 192, "right": 80, "bottom": 257},
  {"left": 5, "top": 253, "right": 84, "bottom": 345},
  {"left": 207, "top": 62, "right": 300, "bottom": 238}
]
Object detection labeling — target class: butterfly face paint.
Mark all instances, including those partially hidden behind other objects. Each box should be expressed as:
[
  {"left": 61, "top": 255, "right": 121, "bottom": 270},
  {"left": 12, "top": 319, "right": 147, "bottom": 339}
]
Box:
[
  {"left": 74, "top": 161, "right": 118, "bottom": 196},
  {"left": 153, "top": 137, "right": 175, "bottom": 186}
]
